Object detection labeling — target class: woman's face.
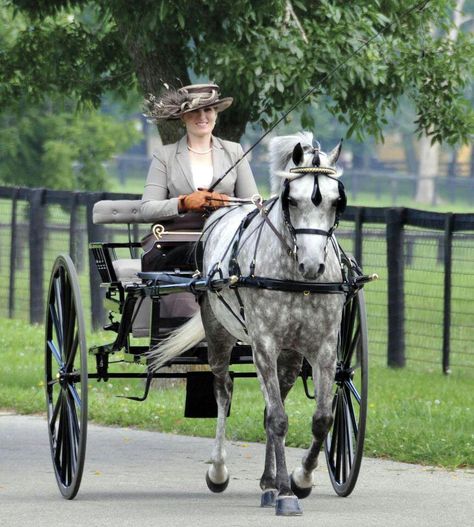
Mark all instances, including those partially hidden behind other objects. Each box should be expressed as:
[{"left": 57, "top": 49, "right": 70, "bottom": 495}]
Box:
[{"left": 182, "top": 107, "right": 217, "bottom": 137}]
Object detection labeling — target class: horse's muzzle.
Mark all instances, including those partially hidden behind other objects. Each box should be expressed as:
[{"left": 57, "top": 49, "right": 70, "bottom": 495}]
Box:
[{"left": 298, "top": 262, "right": 325, "bottom": 279}]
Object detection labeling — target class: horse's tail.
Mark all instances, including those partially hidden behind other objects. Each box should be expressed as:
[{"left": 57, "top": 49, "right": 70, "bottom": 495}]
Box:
[{"left": 147, "top": 312, "right": 205, "bottom": 372}]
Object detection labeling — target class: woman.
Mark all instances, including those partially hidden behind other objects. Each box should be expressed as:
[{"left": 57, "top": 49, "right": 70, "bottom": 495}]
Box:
[{"left": 141, "top": 83, "right": 258, "bottom": 222}]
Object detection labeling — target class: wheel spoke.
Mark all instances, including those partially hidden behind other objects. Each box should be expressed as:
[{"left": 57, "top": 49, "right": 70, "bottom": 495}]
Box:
[
  {"left": 346, "top": 325, "right": 361, "bottom": 368},
  {"left": 65, "top": 392, "right": 79, "bottom": 477},
  {"left": 342, "top": 387, "right": 355, "bottom": 468},
  {"left": 343, "top": 381, "right": 359, "bottom": 436},
  {"left": 49, "top": 393, "right": 62, "bottom": 433},
  {"left": 335, "top": 394, "right": 345, "bottom": 483},
  {"left": 341, "top": 299, "right": 357, "bottom": 361},
  {"left": 346, "top": 378, "right": 362, "bottom": 405},
  {"left": 67, "top": 382, "right": 82, "bottom": 409},
  {"left": 53, "top": 276, "right": 64, "bottom": 351},
  {"left": 328, "top": 392, "right": 340, "bottom": 463},
  {"left": 49, "top": 302, "right": 63, "bottom": 357},
  {"left": 65, "top": 330, "right": 79, "bottom": 371},
  {"left": 47, "top": 339, "right": 64, "bottom": 369},
  {"left": 64, "top": 292, "right": 76, "bottom": 367}
]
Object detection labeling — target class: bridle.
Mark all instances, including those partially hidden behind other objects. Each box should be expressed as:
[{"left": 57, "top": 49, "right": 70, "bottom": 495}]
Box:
[{"left": 274, "top": 161, "right": 346, "bottom": 262}]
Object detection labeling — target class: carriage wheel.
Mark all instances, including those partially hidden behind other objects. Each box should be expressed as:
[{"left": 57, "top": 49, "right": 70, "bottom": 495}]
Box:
[
  {"left": 324, "top": 289, "right": 368, "bottom": 497},
  {"left": 45, "top": 255, "right": 88, "bottom": 499}
]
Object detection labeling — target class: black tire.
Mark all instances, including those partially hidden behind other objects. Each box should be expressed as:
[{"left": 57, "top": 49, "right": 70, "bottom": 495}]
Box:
[
  {"left": 324, "top": 289, "right": 368, "bottom": 497},
  {"left": 45, "top": 255, "right": 88, "bottom": 499}
]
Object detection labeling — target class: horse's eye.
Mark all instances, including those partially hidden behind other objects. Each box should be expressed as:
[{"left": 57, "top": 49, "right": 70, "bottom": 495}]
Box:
[
  {"left": 288, "top": 197, "right": 297, "bottom": 207},
  {"left": 332, "top": 199, "right": 340, "bottom": 208}
]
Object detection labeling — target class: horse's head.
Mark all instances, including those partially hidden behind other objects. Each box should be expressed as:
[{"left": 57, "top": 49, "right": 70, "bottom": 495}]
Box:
[{"left": 269, "top": 132, "right": 345, "bottom": 280}]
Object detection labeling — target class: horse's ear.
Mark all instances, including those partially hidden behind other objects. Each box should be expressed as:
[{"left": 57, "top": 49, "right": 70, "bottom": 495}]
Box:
[
  {"left": 292, "top": 142, "right": 304, "bottom": 166},
  {"left": 328, "top": 139, "right": 343, "bottom": 166}
]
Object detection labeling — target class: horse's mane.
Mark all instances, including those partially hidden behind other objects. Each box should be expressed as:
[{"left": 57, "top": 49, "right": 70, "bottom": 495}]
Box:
[{"left": 269, "top": 131, "right": 314, "bottom": 194}]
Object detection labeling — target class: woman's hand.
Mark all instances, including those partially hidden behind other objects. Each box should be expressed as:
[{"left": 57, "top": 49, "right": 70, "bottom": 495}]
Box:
[
  {"left": 178, "top": 190, "right": 230, "bottom": 212},
  {"left": 205, "top": 192, "right": 229, "bottom": 209},
  {"left": 179, "top": 190, "right": 212, "bottom": 212}
]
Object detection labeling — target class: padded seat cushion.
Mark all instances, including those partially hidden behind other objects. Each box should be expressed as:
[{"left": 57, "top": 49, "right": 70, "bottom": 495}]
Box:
[{"left": 112, "top": 259, "right": 141, "bottom": 284}]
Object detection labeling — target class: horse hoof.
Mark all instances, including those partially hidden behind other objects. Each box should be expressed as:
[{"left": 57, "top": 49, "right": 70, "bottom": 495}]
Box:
[
  {"left": 275, "top": 495, "right": 303, "bottom": 516},
  {"left": 260, "top": 489, "right": 277, "bottom": 507},
  {"left": 205, "top": 470, "right": 230, "bottom": 493},
  {"left": 290, "top": 474, "right": 313, "bottom": 499}
]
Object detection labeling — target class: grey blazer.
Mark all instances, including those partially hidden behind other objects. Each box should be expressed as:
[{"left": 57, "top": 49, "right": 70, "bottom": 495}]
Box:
[{"left": 141, "top": 135, "right": 258, "bottom": 222}]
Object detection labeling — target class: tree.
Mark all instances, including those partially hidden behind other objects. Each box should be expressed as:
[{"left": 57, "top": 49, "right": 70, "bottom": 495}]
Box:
[
  {"left": 1, "top": 0, "right": 473, "bottom": 148},
  {"left": 0, "top": 101, "right": 141, "bottom": 190}
]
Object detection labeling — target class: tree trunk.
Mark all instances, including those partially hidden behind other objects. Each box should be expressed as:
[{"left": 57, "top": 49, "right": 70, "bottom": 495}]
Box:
[
  {"left": 401, "top": 132, "right": 418, "bottom": 175},
  {"left": 214, "top": 105, "right": 250, "bottom": 143},
  {"left": 415, "top": 134, "right": 440, "bottom": 204},
  {"left": 470, "top": 145, "right": 474, "bottom": 179}
]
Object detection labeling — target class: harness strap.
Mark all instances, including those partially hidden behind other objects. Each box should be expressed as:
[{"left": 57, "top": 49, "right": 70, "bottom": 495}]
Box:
[
  {"left": 236, "top": 275, "right": 351, "bottom": 294},
  {"left": 254, "top": 195, "right": 297, "bottom": 258},
  {"left": 214, "top": 290, "right": 248, "bottom": 333},
  {"left": 294, "top": 228, "right": 333, "bottom": 236}
]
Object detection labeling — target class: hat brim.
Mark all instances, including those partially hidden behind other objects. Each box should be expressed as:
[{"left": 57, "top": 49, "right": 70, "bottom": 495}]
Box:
[{"left": 166, "top": 97, "right": 233, "bottom": 120}]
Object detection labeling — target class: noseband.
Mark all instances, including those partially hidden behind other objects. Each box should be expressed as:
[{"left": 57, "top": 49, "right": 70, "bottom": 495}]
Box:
[{"left": 281, "top": 167, "right": 346, "bottom": 260}]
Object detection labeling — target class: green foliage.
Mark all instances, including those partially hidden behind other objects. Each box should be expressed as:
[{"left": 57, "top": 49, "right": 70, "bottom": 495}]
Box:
[
  {"left": 0, "top": 104, "right": 141, "bottom": 190},
  {"left": 1, "top": 0, "right": 473, "bottom": 144}
]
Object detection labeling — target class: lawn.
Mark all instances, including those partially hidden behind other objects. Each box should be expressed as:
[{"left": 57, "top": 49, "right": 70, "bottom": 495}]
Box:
[{"left": 0, "top": 317, "right": 472, "bottom": 469}]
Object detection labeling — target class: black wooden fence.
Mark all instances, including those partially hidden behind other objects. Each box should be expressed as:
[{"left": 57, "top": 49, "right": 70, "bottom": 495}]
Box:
[{"left": 1, "top": 185, "right": 473, "bottom": 373}]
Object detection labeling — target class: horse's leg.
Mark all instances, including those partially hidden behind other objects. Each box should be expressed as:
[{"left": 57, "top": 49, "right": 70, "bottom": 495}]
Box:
[
  {"left": 200, "top": 295, "right": 235, "bottom": 493},
  {"left": 290, "top": 358, "right": 336, "bottom": 498},
  {"left": 253, "top": 344, "right": 303, "bottom": 516},
  {"left": 260, "top": 349, "right": 303, "bottom": 508}
]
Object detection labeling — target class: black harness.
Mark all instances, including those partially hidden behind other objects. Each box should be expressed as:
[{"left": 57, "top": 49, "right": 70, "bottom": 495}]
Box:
[
  {"left": 281, "top": 168, "right": 347, "bottom": 261},
  {"left": 205, "top": 167, "right": 350, "bottom": 330}
]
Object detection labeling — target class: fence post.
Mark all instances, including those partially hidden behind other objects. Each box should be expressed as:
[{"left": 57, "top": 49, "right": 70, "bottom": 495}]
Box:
[
  {"left": 29, "top": 188, "right": 46, "bottom": 324},
  {"left": 8, "top": 188, "right": 19, "bottom": 318},
  {"left": 69, "top": 192, "right": 79, "bottom": 268},
  {"left": 442, "top": 213, "right": 453, "bottom": 374},
  {"left": 386, "top": 208, "right": 406, "bottom": 368},
  {"left": 87, "top": 193, "right": 106, "bottom": 330},
  {"left": 354, "top": 207, "right": 363, "bottom": 267}
]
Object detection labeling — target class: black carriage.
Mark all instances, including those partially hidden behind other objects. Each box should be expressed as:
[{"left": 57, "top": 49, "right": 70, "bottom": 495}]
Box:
[{"left": 44, "top": 198, "right": 370, "bottom": 500}]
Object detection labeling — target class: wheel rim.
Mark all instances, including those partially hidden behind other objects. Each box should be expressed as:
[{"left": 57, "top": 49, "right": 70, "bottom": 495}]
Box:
[
  {"left": 45, "top": 255, "right": 87, "bottom": 499},
  {"left": 325, "top": 290, "right": 368, "bottom": 497}
]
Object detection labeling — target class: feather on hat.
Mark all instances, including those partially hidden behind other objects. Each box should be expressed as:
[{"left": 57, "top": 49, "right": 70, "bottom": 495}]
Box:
[{"left": 145, "top": 83, "right": 233, "bottom": 121}]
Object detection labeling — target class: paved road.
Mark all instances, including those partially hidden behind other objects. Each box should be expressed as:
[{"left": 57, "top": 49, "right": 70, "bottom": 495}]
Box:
[{"left": 0, "top": 413, "right": 473, "bottom": 527}]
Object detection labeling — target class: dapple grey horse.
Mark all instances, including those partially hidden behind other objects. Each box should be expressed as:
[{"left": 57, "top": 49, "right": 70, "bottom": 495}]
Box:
[{"left": 148, "top": 132, "right": 345, "bottom": 516}]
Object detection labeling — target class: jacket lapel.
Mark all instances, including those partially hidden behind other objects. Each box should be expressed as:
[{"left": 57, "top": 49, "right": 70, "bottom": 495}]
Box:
[
  {"left": 175, "top": 136, "right": 196, "bottom": 192},
  {"left": 211, "top": 136, "right": 226, "bottom": 188}
]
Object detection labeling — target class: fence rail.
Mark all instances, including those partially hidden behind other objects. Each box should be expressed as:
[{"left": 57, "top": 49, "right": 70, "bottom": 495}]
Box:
[{"left": 1, "top": 185, "right": 473, "bottom": 373}]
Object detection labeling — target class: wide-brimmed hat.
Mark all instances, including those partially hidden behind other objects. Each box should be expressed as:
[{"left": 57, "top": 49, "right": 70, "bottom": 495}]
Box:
[{"left": 145, "top": 83, "right": 233, "bottom": 121}]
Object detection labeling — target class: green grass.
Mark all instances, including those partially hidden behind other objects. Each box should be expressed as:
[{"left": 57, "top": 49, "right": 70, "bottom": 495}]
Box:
[{"left": 0, "top": 317, "right": 472, "bottom": 469}]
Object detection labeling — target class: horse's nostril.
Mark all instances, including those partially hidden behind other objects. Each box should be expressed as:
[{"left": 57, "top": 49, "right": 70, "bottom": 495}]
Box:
[
  {"left": 318, "top": 263, "right": 325, "bottom": 275},
  {"left": 299, "top": 263, "right": 305, "bottom": 273}
]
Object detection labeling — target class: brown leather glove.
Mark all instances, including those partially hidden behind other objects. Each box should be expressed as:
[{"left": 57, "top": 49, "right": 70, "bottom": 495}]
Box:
[
  {"left": 205, "top": 192, "right": 230, "bottom": 209},
  {"left": 179, "top": 190, "right": 212, "bottom": 212}
]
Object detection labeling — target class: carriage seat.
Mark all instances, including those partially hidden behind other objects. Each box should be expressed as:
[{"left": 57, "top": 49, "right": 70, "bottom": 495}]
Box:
[
  {"left": 112, "top": 258, "right": 141, "bottom": 284},
  {"left": 91, "top": 199, "right": 201, "bottom": 337},
  {"left": 92, "top": 199, "right": 146, "bottom": 225}
]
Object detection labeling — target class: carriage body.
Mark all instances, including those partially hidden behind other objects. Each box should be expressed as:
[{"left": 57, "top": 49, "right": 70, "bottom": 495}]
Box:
[{"left": 44, "top": 198, "right": 369, "bottom": 503}]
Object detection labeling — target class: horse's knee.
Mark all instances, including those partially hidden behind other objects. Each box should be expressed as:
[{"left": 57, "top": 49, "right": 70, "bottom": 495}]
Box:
[
  {"left": 267, "top": 411, "right": 288, "bottom": 437},
  {"left": 312, "top": 414, "right": 333, "bottom": 442}
]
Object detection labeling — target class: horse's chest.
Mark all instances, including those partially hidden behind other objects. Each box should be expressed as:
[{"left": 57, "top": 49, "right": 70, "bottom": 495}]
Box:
[{"left": 243, "top": 289, "right": 343, "bottom": 343}]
